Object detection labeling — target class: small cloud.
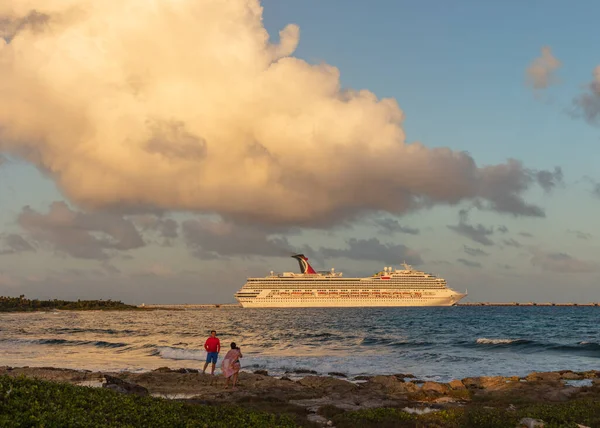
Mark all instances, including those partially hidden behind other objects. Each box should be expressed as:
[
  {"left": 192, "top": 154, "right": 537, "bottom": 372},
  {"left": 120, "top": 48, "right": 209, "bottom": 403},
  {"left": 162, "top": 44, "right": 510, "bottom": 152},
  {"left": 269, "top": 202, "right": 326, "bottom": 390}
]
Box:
[
  {"left": 593, "top": 183, "right": 600, "bottom": 199},
  {"left": 373, "top": 218, "right": 419, "bottom": 235},
  {"left": 476, "top": 160, "right": 548, "bottom": 217},
  {"left": 497, "top": 225, "right": 509, "bottom": 234},
  {"left": 447, "top": 209, "right": 494, "bottom": 246},
  {"left": 535, "top": 167, "right": 563, "bottom": 192},
  {"left": 137, "top": 263, "right": 173, "bottom": 277},
  {"left": 567, "top": 230, "right": 592, "bottom": 240},
  {"left": 526, "top": 46, "right": 561, "bottom": 90},
  {"left": 457, "top": 258, "right": 482, "bottom": 268},
  {"left": 530, "top": 249, "right": 597, "bottom": 273},
  {"left": 101, "top": 262, "right": 121, "bottom": 275},
  {"left": 17, "top": 202, "right": 145, "bottom": 260},
  {"left": 503, "top": 238, "right": 522, "bottom": 248},
  {"left": 518, "top": 232, "right": 534, "bottom": 238},
  {"left": 182, "top": 218, "right": 295, "bottom": 260},
  {"left": 131, "top": 214, "right": 179, "bottom": 246},
  {"left": 0, "top": 234, "right": 36, "bottom": 255},
  {"left": 320, "top": 237, "right": 423, "bottom": 266},
  {"left": 583, "top": 176, "right": 600, "bottom": 198},
  {"left": 572, "top": 66, "right": 600, "bottom": 126},
  {"left": 463, "top": 245, "right": 489, "bottom": 257},
  {"left": 498, "top": 264, "right": 512, "bottom": 270}
]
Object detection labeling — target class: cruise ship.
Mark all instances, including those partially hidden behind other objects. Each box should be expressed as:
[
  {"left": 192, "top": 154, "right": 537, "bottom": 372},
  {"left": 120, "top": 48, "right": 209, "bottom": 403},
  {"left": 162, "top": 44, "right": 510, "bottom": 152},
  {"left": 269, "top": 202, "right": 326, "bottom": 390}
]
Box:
[{"left": 234, "top": 254, "right": 467, "bottom": 308}]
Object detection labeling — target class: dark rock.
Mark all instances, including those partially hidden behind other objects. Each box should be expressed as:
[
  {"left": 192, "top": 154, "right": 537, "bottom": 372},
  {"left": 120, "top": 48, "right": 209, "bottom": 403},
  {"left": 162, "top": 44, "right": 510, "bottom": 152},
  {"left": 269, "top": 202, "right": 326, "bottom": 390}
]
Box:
[
  {"left": 287, "top": 369, "right": 318, "bottom": 375},
  {"left": 393, "top": 373, "right": 415, "bottom": 379},
  {"left": 327, "top": 372, "right": 347, "bottom": 378},
  {"left": 103, "top": 375, "right": 149, "bottom": 396},
  {"left": 175, "top": 368, "right": 198, "bottom": 374},
  {"left": 153, "top": 366, "right": 174, "bottom": 373},
  {"left": 254, "top": 370, "right": 269, "bottom": 376},
  {"left": 297, "top": 376, "right": 357, "bottom": 394},
  {"left": 280, "top": 376, "right": 293, "bottom": 381},
  {"left": 353, "top": 375, "right": 371, "bottom": 381}
]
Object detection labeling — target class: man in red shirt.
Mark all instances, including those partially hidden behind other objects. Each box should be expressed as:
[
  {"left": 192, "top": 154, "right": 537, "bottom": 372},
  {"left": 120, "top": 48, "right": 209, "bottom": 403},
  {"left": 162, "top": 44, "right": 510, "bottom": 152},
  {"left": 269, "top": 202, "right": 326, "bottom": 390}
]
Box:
[{"left": 202, "top": 330, "right": 221, "bottom": 375}]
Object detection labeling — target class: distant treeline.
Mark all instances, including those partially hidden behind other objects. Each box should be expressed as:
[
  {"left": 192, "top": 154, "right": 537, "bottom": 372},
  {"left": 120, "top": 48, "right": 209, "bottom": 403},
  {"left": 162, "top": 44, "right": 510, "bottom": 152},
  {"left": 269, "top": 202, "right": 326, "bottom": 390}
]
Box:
[{"left": 0, "top": 295, "right": 138, "bottom": 312}]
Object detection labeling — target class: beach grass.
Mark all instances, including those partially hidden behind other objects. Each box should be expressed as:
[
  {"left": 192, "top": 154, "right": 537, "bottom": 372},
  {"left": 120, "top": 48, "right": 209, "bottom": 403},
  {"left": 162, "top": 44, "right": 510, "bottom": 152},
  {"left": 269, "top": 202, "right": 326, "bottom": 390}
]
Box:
[{"left": 0, "top": 375, "right": 299, "bottom": 427}]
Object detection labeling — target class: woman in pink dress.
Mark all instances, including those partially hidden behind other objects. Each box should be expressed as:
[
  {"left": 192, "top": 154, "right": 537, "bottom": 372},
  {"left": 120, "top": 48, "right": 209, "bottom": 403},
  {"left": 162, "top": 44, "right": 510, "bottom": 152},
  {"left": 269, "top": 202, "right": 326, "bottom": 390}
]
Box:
[{"left": 222, "top": 342, "right": 243, "bottom": 389}]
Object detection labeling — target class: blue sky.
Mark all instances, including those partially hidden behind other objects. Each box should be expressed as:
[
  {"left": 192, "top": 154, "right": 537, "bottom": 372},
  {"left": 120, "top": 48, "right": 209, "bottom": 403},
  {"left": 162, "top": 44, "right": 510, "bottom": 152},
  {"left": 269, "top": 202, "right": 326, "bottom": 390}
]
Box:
[{"left": 1, "top": 0, "right": 600, "bottom": 304}]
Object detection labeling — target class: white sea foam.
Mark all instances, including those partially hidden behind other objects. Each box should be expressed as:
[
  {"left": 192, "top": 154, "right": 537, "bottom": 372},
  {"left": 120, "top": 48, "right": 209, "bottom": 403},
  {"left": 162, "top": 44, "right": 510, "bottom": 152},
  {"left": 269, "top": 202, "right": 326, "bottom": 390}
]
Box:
[
  {"left": 157, "top": 346, "right": 204, "bottom": 361},
  {"left": 476, "top": 338, "right": 519, "bottom": 345},
  {"left": 564, "top": 379, "right": 593, "bottom": 388}
]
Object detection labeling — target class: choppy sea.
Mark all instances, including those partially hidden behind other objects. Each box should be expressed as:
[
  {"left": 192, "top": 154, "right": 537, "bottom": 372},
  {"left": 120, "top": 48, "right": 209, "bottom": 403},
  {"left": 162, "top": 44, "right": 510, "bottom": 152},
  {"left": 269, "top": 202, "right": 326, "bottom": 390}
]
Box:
[{"left": 1, "top": 307, "right": 599, "bottom": 382}]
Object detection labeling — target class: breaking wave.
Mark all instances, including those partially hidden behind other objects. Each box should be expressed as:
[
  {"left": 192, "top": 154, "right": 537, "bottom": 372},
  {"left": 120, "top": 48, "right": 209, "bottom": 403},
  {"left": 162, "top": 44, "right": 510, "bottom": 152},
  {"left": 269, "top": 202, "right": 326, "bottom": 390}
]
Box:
[
  {"left": 2, "top": 306, "right": 600, "bottom": 380},
  {"left": 156, "top": 346, "right": 204, "bottom": 361},
  {"left": 476, "top": 338, "right": 531, "bottom": 345}
]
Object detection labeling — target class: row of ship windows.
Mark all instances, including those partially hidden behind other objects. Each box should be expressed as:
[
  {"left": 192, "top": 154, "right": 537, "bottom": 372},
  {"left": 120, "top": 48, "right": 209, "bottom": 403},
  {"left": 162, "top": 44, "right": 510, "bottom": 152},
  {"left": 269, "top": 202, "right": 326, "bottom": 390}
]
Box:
[
  {"left": 248, "top": 276, "right": 443, "bottom": 282},
  {"left": 253, "top": 290, "right": 436, "bottom": 293},
  {"left": 241, "top": 299, "right": 431, "bottom": 301},
  {"left": 244, "top": 286, "right": 445, "bottom": 289},
  {"left": 262, "top": 297, "right": 430, "bottom": 299},
  {"left": 248, "top": 275, "right": 442, "bottom": 282}
]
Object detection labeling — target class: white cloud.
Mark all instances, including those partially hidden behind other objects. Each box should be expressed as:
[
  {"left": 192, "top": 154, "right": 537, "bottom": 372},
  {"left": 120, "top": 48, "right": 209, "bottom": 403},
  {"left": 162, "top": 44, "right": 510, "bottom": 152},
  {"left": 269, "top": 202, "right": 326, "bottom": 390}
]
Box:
[
  {"left": 526, "top": 46, "right": 561, "bottom": 90},
  {"left": 0, "top": 0, "right": 556, "bottom": 227}
]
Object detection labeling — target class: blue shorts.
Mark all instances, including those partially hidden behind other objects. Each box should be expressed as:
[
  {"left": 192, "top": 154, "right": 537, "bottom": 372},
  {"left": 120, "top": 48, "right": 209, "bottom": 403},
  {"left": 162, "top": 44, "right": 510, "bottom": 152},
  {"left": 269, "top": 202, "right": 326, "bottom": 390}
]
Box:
[{"left": 206, "top": 352, "right": 218, "bottom": 364}]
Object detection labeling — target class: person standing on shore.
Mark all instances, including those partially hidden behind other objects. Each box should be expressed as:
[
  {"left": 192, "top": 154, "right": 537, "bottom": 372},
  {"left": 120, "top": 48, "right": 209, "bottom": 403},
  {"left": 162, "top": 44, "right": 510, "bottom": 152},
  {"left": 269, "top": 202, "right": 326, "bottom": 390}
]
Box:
[
  {"left": 222, "top": 342, "right": 243, "bottom": 390},
  {"left": 202, "top": 330, "right": 221, "bottom": 375}
]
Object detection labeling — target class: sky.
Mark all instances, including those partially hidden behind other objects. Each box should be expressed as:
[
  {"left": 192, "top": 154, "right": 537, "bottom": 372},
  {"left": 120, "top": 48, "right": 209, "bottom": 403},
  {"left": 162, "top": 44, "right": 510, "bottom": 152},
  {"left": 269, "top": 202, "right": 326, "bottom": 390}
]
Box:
[{"left": 1, "top": 0, "right": 600, "bottom": 304}]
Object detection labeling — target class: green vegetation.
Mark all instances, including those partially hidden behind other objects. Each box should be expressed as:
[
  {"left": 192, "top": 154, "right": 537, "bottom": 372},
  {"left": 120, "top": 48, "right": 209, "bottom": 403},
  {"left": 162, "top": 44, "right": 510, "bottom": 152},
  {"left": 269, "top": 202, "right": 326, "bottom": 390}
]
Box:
[
  {"left": 0, "top": 375, "right": 299, "bottom": 427},
  {"left": 0, "top": 295, "right": 138, "bottom": 312},
  {"left": 4, "top": 374, "right": 600, "bottom": 427},
  {"left": 330, "top": 400, "right": 600, "bottom": 428}
]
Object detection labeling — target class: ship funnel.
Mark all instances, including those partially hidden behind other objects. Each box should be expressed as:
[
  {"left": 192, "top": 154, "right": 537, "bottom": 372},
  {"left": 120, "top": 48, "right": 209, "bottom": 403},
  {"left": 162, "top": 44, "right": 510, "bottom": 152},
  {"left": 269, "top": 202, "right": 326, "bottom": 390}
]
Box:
[{"left": 291, "top": 254, "right": 317, "bottom": 274}]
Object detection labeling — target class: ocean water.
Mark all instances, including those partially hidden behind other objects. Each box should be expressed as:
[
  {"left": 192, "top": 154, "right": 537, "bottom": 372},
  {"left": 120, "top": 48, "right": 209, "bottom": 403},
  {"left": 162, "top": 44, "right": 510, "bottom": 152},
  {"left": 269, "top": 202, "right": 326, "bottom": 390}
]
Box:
[{"left": 1, "top": 306, "right": 599, "bottom": 382}]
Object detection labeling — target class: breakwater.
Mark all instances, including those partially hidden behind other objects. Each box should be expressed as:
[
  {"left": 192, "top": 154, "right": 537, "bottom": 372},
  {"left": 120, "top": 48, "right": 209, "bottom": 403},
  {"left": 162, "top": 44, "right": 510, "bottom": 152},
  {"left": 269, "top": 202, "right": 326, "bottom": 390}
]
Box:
[
  {"left": 138, "top": 303, "right": 242, "bottom": 310},
  {"left": 458, "top": 302, "right": 600, "bottom": 306}
]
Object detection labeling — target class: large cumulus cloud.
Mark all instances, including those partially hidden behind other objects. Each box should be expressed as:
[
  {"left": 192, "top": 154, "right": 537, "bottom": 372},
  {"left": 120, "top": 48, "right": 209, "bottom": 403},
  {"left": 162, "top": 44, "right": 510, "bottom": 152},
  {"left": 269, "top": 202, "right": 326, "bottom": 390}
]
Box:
[{"left": 0, "top": 1, "right": 557, "bottom": 226}]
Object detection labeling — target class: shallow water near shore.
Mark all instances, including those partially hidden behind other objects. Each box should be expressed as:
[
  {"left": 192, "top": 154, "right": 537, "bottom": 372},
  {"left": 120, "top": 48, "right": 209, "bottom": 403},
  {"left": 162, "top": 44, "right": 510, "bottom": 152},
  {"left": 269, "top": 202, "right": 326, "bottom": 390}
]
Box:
[{"left": 1, "top": 306, "right": 599, "bottom": 382}]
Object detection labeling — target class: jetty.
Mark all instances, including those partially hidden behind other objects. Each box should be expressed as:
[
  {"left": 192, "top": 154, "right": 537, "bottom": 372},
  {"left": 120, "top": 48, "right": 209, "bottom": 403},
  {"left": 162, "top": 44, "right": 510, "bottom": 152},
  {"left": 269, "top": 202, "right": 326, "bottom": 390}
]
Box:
[
  {"left": 137, "top": 303, "right": 241, "bottom": 310},
  {"left": 457, "top": 302, "right": 600, "bottom": 307}
]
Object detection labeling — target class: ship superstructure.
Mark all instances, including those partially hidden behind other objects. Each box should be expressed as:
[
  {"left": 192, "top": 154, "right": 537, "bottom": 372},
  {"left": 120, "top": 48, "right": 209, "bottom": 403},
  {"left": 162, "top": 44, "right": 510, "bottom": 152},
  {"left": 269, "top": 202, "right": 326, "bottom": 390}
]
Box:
[{"left": 234, "top": 254, "right": 467, "bottom": 308}]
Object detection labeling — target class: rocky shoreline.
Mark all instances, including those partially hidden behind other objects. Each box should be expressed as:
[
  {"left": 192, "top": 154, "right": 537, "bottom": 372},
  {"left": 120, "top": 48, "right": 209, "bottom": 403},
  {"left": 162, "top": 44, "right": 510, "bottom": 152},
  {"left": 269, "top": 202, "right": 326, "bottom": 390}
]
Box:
[{"left": 2, "top": 366, "right": 600, "bottom": 427}]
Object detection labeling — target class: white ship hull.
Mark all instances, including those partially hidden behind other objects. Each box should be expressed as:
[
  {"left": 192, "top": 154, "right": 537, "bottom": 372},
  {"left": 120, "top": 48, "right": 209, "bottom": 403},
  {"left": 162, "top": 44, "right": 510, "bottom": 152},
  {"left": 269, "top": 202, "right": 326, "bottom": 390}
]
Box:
[
  {"left": 234, "top": 254, "right": 467, "bottom": 308},
  {"left": 238, "top": 295, "right": 465, "bottom": 308}
]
